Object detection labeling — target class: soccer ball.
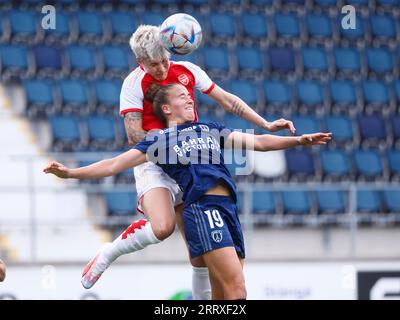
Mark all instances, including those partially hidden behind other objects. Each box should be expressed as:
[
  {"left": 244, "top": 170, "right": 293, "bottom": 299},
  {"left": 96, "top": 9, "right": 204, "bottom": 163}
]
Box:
[{"left": 159, "top": 13, "right": 202, "bottom": 55}]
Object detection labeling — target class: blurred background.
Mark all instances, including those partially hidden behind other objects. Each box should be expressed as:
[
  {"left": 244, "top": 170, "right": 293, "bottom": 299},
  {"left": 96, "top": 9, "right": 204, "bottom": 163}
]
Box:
[{"left": 0, "top": 0, "right": 399, "bottom": 300}]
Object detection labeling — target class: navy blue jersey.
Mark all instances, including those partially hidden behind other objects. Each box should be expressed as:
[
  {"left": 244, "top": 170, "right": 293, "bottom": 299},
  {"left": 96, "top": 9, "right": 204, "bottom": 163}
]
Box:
[{"left": 134, "top": 122, "right": 237, "bottom": 205}]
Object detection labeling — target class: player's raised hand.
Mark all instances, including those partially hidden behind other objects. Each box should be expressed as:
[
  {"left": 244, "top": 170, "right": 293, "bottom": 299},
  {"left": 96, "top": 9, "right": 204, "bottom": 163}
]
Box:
[
  {"left": 266, "top": 118, "right": 296, "bottom": 135},
  {"left": 299, "top": 132, "right": 332, "bottom": 146},
  {"left": 43, "top": 161, "right": 70, "bottom": 179}
]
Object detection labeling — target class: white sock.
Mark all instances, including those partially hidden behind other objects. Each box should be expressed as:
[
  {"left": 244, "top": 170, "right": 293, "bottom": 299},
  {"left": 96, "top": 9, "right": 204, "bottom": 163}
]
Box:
[
  {"left": 192, "top": 266, "right": 211, "bottom": 300},
  {"left": 102, "top": 219, "right": 161, "bottom": 264}
]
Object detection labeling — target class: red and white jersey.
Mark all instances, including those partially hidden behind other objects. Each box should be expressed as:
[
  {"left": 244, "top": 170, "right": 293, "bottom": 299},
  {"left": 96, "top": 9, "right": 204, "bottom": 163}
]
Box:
[{"left": 119, "top": 61, "right": 215, "bottom": 131}]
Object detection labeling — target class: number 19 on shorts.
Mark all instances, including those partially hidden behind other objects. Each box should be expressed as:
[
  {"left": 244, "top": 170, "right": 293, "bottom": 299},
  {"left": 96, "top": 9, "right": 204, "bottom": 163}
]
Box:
[{"left": 204, "top": 209, "right": 224, "bottom": 229}]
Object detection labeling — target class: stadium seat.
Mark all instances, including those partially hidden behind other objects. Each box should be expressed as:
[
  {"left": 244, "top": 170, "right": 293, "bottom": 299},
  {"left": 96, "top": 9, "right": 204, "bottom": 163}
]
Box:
[
  {"left": 391, "top": 115, "right": 400, "bottom": 146},
  {"left": 59, "top": 79, "right": 90, "bottom": 114},
  {"left": 236, "top": 47, "right": 264, "bottom": 77},
  {"left": 252, "top": 191, "right": 276, "bottom": 214},
  {"left": 290, "top": 115, "right": 321, "bottom": 136},
  {"left": 285, "top": 149, "right": 315, "bottom": 179},
  {"left": 43, "top": 11, "right": 72, "bottom": 44},
  {"left": 320, "top": 150, "right": 352, "bottom": 179},
  {"left": 365, "top": 48, "right": 393, "bottom": 76},
  {"left": 0, "top": 44, "right": 29, "bottom": 78},
  {"left": 369, "top": 14, "right": 396, "bottom": 41},
  {"left": 354, "top": 149, "right": 384, "bottom": 180},
  {"left": 263, "top": 79, "right": 292, "bottom": 106},
  {"left": 333, "top": 47, "right": 361, "bottom": 76},
  {"left": 316, "top": 190, "right": 346, "bottom": 215},
  {"left": 301, "top": 47, "right": 329, "bottom": 74},
  {"left": 295, "top": 80, "right": 324, "bottom": 112},
  {"left": 66, "top": 45, "right": 96, "bottom": 76},
  {"left": 209, "top": 13, "right": 236, "bottom": 39},
  {"left": 223, "top": 114, "right": 253, "bottom": 132},
  {"left": 282, "top": 191, "right": 311, "bottom": 215},
  {"left": 357, "top": 190, "right": 382, "bottom": 213},
  {"left": 50, "top": 115, "right": 82, "bottom": 151},
  {"left": 382, "top": 189, "right": 400, "bottom": 213},
  {"left": 227, "top": 79, "right": 258, "bottom": 107},
  {"left": 93, "top": 79, "right": 122, "bottom": 113},
  {"left": 202, "top": 46, "right": 230, "bottom": 75},
  {"left": 76, "top": 11, "right": 104, "bottom": 43},
  {"left": 339, "top": 16, "right": 366, "bottom": 42},
  {"left": 269, "top": 47, "right": 295, "bottom": 73},
  {"left": 387, "top": 150, "right": 400, "bottom": 180},
  {"left": 33, "top": 45, "right": 63, "bottom": 76},
  {"left": 109, "top": 11, "right": 137, "bottom": 42},
  {"left": 313, "top": 0, "right": 337, "bottom": 6},
  {"left": 376, "top": 0, "right": 400, "bottom": 6},
  {"left": 306, "top": 14, "right": 333, "bottom": 40},
  {"left": 357, "top": 114, "right": 387, "bottom": 147},
  {"left": 240, "top": 13, "right": 268, "bottom": 41},
  {"left": 142, "top": 12, "right": 167, "bottom": 26},
  {"left": 86, "top": 115, "right": 118, "bottom": 150},
  {"left": 324, "top": 115, "right": 354, "bottom": 145},
  {"left": 362, "top": 80, "right": 389, "bottom": 109},
  {"left": 23, "top": 79, "right": 55, "bottom": 117},
  {"left": 329, "top": 80, "right": 357, "bottom": 107},
  {"left": 9, "top": 10, "right": 38, "bottom": 43},
  {"left": 101, "top": 45, "right": 134, "bottom": 76},
  {"left": 105, "top": 191, "right": 137, "bottom": 216},
  {"left": 274, "top": 13, "right": 300, "bottom": 39}
]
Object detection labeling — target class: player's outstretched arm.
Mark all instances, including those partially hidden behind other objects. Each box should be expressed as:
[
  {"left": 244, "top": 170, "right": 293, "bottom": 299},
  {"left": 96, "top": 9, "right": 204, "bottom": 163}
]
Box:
[
  {"left": 43, "top": 149, "right": 147, "bottom": 179},
  {"left": 226, "top": 131, "right": 332, "bottom": 151},
  {"left": 208, "top": 85, "right": 296, "bottom": 134}
]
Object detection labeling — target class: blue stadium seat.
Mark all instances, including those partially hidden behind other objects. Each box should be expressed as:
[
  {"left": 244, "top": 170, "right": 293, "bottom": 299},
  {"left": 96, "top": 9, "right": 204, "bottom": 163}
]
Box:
[
  {"left": 196, "top": 90, "right": 217, "bottom": 108},
  {"left": 23, "top": 79, "right": 55, "bottom": 117},
  {"left": 33, "top": 45, "right": 62, "bottom": 75},
  {"left": 383, "top": 190, "right": 400, "bottom": 213},
  {"left": 387, "top": 150, "right": 400, "bottom": 180},
  {"left": 339, "top": 16, "right": 366, "bottom": 42},
  {"left": 320, "top": 150, "right": 351, "bottom": 179},
  {"left": 209, "top": 13, "right": 236, "bottom": 38},
  {"left": 252, "top": 191, "right": 276, "bottom": 214},
  {"left": 346, "top": 0, "right": 368, "bottom": 4},
  {"left": 370, "top": 14, "right": 396, "bottom": 40},
  {"left": 365, "top": 48, "right": 393, "bottom": 75},
  {"left": 43, "top": 11, "right": 71, "bottom": 43},
  {"left": 324, "top": 115, "right": 354, "bottom": 144},
  {"left": 306, "top": 14, "right": 332, "bottom": 39},
  {"left": 263, "top": 80, "right": 292, "bottom": 107},
  {"left": 313, "top": 0, "right": 336, "bottom": 6},
  {"left": 236, "top": 47, "right": 263, "bottom": 76},
  {"left": 76, "top": 11, "right": 104, "bottom": 42},
  {"left": 109, "top": 11, "right": 137, "bottom": 40},
  {"left": 223, "top": 114, "right": 252, "bottom": 132},
  {"left": 377, "top": 0, "right": 399, "bottom": 5},
  {"left": 142, "top": 12, "right": 167, "bottom": 26},
  {"left": 296, "top": 80, "right": 324, "bottom": 106},
  {"left": 282, "top": 191, "right": 311, "bottom": 215},
  {"left": 269, "top": 47, "right": 295, "bottom": 73},
  {"left": 86, "top": 115, "right": 118, "bottom": 150},
  {"left": 301, "top": 47, "right": 328, "bottom": 73},
  {"left": 59, "top": 79, "right": 89, "bottom": 114},
  {"left": 9, "top": 10, "right": 37, "bottom": 42},
  {"left": 274, "top": 13, "right": 300, "bottom": 38},
  {"left": 358, "top": 114, "right": 387, "bottom": 145},
  {"left": 285, "top": 149, "right": 315, "bottom": 178},
  {"left": 290, "top": 115, "right": 320, "bottom": 136},
  {"left": 105, "top": 191, "right": 136, "bottom": 216},
  {"left": 50, "top": 115, "right": 82, "bottom": 151},
  {"left": 249, "top": 0, "right": 273, "bottom": 5},
  {"left": 93, "top": 79, "right": 122, "bottom": 113},
  {"left": 333, "top": 47, "right": 361, "bottom": 75},
  {"left": 101, "top": 45, "right": 133, "bottom": 75},
  {"left": 357, "top": 190, "right": 382, "bottom": 213},
  {"left": 202, "top": 46, "right": 230, "bottom": 73},
  {"left": 67, "top": 45, "right": 96, "bottom": 75},
  {"left": 0, "top": 45, "right": 29, "bottom": 76},
  {"left": 316, "top": 191, "right": 346, "bottom": 214},
  {"left": 362, "top": 80, "right": 389, "bottom": 106},
  {"left": 394, "top": 80, "right": 400, "bottom": 106},
  {"left": 228, "top": 80, "right": 257, "bottom": 107},
  {"left": 391, "top": 115, "right": 400, "bottom": 145},
  {"left": 241, "top": 13, "right": 268, "bottom": 40},
  {"left": 329, "top": 80, "right": 357, "bottom": 107},
  {"left": 354, "top": 150, "right": 383, "bottom": 179}
]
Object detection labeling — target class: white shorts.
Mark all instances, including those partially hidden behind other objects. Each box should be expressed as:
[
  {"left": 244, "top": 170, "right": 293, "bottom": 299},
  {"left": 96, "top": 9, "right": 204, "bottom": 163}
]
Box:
[{"left": 134, "top": 161, "right": 183, "bottom": 214}]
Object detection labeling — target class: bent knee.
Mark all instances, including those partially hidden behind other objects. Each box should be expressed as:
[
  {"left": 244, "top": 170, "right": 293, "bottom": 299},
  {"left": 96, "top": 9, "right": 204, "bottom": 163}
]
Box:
[{"left": 151, "top": 222, "right": 175, "bottom": 240}]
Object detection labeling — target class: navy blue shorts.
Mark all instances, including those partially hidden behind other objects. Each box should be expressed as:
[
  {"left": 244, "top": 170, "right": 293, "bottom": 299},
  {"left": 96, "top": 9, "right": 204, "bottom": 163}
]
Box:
[{"left": 183, "top": 195, "right": 245, "bottom": 259}]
